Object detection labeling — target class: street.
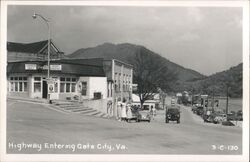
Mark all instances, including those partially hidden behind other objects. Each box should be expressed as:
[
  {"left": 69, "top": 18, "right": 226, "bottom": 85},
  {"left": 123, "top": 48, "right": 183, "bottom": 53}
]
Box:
[{"left": 7, "top": 100, "right": 242, "bottom": 154}]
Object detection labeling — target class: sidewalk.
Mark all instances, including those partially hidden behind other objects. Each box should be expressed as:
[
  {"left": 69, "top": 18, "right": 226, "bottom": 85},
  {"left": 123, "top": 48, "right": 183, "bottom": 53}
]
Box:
[{"left": 7, "top": 96, "right": 48, "bottom": 104}]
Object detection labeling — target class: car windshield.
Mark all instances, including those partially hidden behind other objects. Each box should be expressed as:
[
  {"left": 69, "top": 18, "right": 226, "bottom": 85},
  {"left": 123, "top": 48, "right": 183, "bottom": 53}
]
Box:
[{"left": 168, "top": 108, "right": 179, "bottom": 113}]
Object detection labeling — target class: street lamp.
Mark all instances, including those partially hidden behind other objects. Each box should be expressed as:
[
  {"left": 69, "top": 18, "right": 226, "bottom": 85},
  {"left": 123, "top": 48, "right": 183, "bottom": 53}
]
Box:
[{"left": 32, "top": 12, "right": 51, "bottom": 103}]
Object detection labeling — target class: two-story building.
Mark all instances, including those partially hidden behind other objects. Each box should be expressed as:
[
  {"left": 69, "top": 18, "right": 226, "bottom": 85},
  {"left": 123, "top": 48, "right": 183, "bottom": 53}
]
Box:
[{"left": 103, "top": 59, "right": 133, "bottom": 117}]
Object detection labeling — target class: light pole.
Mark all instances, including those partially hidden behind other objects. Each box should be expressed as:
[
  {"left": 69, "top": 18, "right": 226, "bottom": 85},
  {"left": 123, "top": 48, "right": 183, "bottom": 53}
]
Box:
[{"left": 32, "top": 12, "right": 51, "bottom": 103}]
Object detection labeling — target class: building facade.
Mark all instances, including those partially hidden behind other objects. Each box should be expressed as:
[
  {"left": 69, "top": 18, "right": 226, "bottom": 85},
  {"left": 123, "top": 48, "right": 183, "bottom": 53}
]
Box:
[
  {"left": 7, "top": 59, "right": 107, "bottom": 101},
  {"left": 103, "top": 59, "right": 133, "bottom": 117}
]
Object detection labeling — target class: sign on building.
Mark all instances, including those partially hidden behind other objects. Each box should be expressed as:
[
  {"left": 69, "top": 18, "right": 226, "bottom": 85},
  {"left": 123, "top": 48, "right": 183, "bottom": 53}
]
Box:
[
  {"left": 42, "top": 65, "right": 62, "bottom": 71},
  {"left": 48, "top": 83, "right": 55, "bottom": 94},
  {"left": 25, "top": 64, "right": 37, "bottom": 70}
]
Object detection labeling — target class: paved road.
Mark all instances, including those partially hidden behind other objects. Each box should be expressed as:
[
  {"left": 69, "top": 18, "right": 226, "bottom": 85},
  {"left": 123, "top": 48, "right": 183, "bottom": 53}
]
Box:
[{"left": 7, "top": 100, "right": 242, "bottom": 154}]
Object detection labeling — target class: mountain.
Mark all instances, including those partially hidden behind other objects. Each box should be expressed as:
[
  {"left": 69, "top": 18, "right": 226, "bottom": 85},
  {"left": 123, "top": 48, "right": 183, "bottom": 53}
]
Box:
[
  {"left": 185, "top": 63, "right": 242, "bottom": 98},
  {"left": 68, "top": 43, "right": 242, "bottom": 97},
  {"left": 68, "top": 43, "right": 205, "bottom": 81}
]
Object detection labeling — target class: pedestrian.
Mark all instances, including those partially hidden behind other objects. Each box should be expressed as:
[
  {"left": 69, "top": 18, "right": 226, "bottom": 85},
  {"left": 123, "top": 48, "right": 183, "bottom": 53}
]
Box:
[
  {"left": 152, "top": 107, "right": 156, "bottom": 116},
  {"left": 121, "top": 99, "right": 127, "bottom": 121},
  {"left": 126, "top": 103, "right": 132, "bottom": 123},
  {"left": 117, "top": 101, "right": 122, "bottom": 121}
]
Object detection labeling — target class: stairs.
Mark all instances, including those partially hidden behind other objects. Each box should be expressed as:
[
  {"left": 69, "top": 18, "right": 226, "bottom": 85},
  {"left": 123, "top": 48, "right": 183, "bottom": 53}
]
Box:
[{"left": 52, "top": 100, "right": 109, "bottom": 119}]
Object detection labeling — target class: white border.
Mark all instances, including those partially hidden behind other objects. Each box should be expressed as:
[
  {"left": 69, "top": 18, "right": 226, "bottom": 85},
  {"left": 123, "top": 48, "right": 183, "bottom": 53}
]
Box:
[{"left": 1, "top": 1, "right": 249, "bottom": 162}]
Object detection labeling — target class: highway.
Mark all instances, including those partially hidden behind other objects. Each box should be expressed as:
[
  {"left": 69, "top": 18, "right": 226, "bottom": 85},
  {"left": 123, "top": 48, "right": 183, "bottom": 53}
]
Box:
[{"left": 7, "top": 100, "right": 242, "bottom": 154}]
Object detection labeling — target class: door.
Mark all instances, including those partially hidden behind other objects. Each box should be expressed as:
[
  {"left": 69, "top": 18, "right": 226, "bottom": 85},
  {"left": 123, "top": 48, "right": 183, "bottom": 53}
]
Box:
[{"left": 42, "top": 80, "right": 48, "bottom": 98}]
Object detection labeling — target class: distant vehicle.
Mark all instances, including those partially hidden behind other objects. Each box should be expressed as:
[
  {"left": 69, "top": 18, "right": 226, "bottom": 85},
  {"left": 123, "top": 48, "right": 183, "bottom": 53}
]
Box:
[
  {"left": 137, "top": 110, "right": 151, "bottom": 122},
  {"left": 227, "top": 113, "right": 236, "bottom": 121},
  {"left": 236, "top": 110, "right": 243, "bottom": 121},
  {"left": 192, "top": 106, "right": 198, "bottom": 113},
  {"left": 171, "top": 97, "right": 176, "bottom": 106},
  {"left": 196, "top": 106, "right": 204, "bottom": 116},
  {"left": 213, "top": 114, "right": 227, "bottom": 124},
  {"left": 127, "top": 106, "right": 140, "bottom": 123},
  {"left": 165, "top": 107, "right": 180, "bottom": 123}
]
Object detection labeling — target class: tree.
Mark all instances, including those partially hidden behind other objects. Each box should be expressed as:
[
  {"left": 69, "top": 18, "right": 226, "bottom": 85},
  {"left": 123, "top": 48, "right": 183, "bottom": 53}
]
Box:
[{"left": 130, "top": 47, "right": 177, "bottom": 108}]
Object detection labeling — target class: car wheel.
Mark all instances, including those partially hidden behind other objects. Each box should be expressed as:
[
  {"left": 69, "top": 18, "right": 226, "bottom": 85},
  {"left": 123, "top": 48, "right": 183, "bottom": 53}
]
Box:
[
  {"left": 148, "top": 120, "right": 150, "bottom": 123},
  {"left": 166, "top": 120, "right": 169, "bottom": 123},
  {"left": 177, "top": 120, "right": 180, "bottom": 124}
]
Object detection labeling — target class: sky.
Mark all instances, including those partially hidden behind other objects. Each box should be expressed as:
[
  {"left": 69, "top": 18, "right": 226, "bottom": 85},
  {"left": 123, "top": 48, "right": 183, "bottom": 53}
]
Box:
[{"left": 7, "top": 5, "right": 243, "bottom": 75}]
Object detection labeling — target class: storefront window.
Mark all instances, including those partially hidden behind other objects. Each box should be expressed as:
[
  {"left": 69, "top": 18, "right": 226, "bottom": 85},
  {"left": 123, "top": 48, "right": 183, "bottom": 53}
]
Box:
[
  {"left": 71, "top": 83, "right": 76, "bottom": 92},
  {"left": 19, "top": 82, "right": 23, "bottom": 91},
  {"left": 66, "top": 83, "right": 70, "bottom": 92},
  {"left": 24, "top": 82, "right": 28, "bottom": 91},
  {"left": 34, "top": 82, "right": 41, "bottom": 93},
  {"left": 33, "top": 77, "right": 41, "bottom": 93},
  {"left": 34, "top": 77, "right": 41, "bottom": 81},
  {"left": 60, "top": 77, "right": 77, "bottom": 93},
  {"left": 14, "top": 82, "right": 18, "bottom": 91},
  {"left": 9, "top": 76, "right": 28, "bottom": 93},
  {"left": 60, "top": 83, "right": 65, "bottom": 92},
  {"left": 10, "top": 82, "right": 14, "bottom": 91}
]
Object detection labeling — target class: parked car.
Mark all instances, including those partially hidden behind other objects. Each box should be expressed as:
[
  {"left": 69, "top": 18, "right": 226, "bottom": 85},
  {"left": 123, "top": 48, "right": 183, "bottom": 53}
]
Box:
[
  {"left": 203, "top": 114, "right": 214, "bottom": 122},
  {"left": 227, "top": 113, "right": 236, "bottom": 121},
  {"left": 196, "top": 106, "right": 204, "bottom": 116},
  {"left": 127, "top": 106, "right": 140, "bottom": 122},
  {"left": 137, "top": 110, "right": 151, "bottom": 122},
  {"left": 236, "top": 110, "right": 243, "bottom": 121},
  {"left": 165, "top": 107, "right": 180, "bottom": 123},
  {"left": 213, "top": 113, "right": 227, "bottom": 124},
  {"left": 192, "top": 106, "right": 197, "bottom": 114}
]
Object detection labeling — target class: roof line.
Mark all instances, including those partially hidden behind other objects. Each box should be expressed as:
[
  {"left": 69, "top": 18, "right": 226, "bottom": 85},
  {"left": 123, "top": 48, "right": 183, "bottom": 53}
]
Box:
[{"left": 104, "top": 59, "right": 133, "bottom": 67}]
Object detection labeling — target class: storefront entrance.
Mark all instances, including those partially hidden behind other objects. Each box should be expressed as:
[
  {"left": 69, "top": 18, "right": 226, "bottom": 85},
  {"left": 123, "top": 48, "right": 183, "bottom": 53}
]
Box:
[{"left": 42, "top": 80, "right": 48, "bottom": 99}]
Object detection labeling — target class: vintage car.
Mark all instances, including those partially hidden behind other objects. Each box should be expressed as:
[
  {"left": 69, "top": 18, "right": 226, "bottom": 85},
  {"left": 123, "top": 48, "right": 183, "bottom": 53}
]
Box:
[
  {"left": 165, "top": 107, "right": 180, "bottom": 123},
  {"left": 213, "top": 113, "right": 227, "bottom": 124},
  {"left": 196, "top": 106, "right": 204, "bottom": 116},
  {"left": 236, "top": 110, "right": 243, "bottom": 121},
  {"left": 137, "top": 110, "right": 151, "bottom": 122},
  {"left": 126, "top": 106, "right": 140, "bottom": 123}
]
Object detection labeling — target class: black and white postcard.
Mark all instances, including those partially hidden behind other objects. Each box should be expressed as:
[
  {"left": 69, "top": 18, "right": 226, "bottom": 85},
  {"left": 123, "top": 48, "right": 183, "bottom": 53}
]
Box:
[{"left": 0, "top": 1, "right": 249, "bottom": 162}]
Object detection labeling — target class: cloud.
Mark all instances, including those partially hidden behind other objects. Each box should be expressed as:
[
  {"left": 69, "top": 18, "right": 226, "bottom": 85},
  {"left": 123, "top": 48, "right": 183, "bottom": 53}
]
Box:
[
  {"left": 187, "top": 7, "right": 203, "bottom": 23},
  {"left": 6, "top": 6, "right": 242, "bottom": 75},
  {"left": 177, "top": 32, "right": 200, "bottom": 42}
]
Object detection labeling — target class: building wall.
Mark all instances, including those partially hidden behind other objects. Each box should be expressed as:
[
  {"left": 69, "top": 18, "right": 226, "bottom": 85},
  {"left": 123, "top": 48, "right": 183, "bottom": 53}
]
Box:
[
  {"left": 79, "top": 77, "right": 107, "bottom": 100},
  {"left": 7, "top": 73, "right": 107, "bottom": 102},
  {"left": 82, "top": 99, "right": 107, "bottom": 114},
  {"left": 105, "top": 59, "right": 133, "bottom": 117}
]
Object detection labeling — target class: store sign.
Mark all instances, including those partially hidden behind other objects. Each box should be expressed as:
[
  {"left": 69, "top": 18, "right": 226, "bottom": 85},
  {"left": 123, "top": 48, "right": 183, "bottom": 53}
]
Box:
[
  {"left": 48, "top": 83, "right": 55, "bottom": 94},
  {"left": 25, "top": 64, "right": 37, "bottom": 70},
  {"left": 42, "top": 65, "right": 62, "bottom": 71},
  {"left": 50, "top": 65, "right": 62, "bottom": 71}
]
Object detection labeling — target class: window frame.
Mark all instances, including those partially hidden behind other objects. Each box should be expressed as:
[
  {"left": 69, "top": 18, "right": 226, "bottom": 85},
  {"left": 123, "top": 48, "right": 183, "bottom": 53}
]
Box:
[{"left": 9, "top": 76, "right": 28, "bottom": 92}]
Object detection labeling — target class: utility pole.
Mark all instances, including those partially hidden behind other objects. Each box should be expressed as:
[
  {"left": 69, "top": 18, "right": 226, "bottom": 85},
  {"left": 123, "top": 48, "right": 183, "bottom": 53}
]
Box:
[
  {"left": 212, "top": 87, "right": 215, "bottom": 112},
  {"left": 226, "top": 85, "right": 229, "bottom": 121}
]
